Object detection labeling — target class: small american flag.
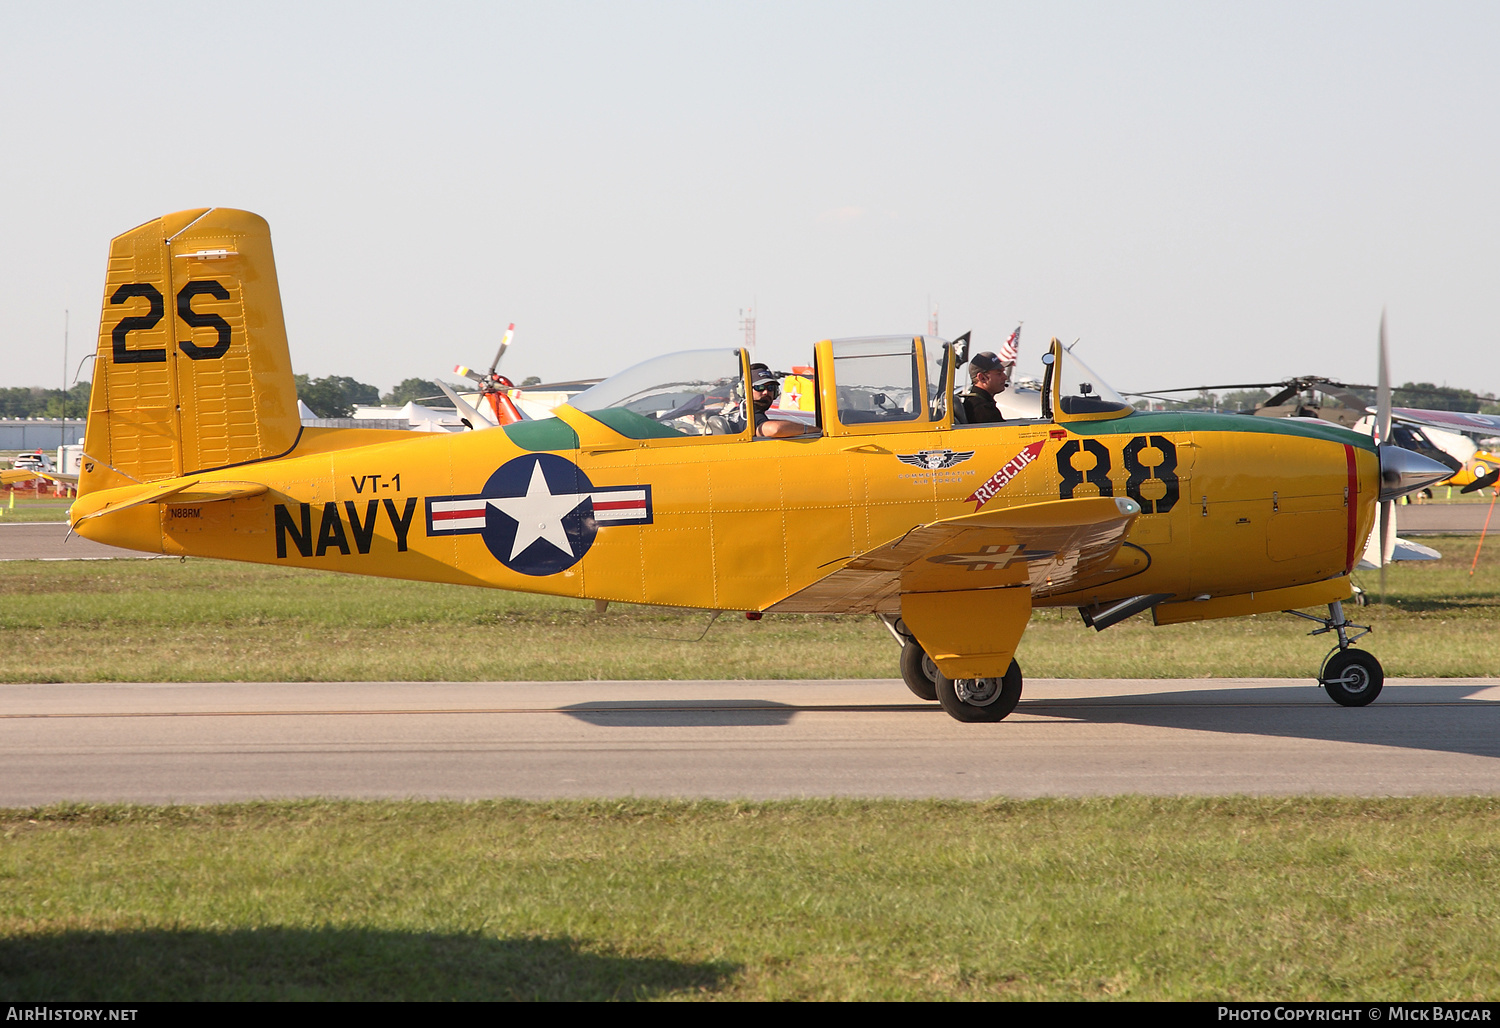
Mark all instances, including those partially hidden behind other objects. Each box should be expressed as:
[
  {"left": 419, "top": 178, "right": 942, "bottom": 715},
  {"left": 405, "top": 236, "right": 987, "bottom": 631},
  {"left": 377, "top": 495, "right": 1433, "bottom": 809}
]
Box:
[{"left": 999, "top": 324, "right": 1022, "bottom": 366}]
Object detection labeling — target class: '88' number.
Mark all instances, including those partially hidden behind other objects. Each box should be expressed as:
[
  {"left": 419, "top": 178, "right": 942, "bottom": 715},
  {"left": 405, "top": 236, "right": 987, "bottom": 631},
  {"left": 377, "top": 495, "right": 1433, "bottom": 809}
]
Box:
[{"left": 1057, "top": 434, "right": 1178, "bottom": 513}]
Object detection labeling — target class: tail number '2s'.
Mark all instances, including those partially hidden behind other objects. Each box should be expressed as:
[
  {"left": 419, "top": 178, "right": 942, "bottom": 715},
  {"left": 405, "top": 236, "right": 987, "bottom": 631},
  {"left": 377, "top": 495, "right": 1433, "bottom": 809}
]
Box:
[
  {"left": 1057, "top": 434, "right": 1179, "bottom": 513},
  {"left": 110, "top": 281, "right": 232, "bottom": 363}
]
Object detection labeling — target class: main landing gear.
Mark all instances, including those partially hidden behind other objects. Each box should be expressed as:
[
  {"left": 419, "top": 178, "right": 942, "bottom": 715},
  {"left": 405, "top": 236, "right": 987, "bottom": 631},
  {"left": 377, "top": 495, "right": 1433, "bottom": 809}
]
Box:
[
  {"left": 882, "top": 616, "right": 1025, "bottom": 722},
  {"left": 1287, "top": 600, "right": 1384, "bottom": 707},
  {"left": 898, "top": 639, "right": 939, "bottom": 702},
  {"left": 933, "top": 660, "right": 1024, "bottom": 723}
]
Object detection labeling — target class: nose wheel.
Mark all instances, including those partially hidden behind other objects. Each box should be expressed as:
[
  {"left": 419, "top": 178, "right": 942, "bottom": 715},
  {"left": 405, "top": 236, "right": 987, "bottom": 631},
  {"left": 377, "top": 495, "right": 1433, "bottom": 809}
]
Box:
[
  {"left": 1319, "top": 648, "right": 1384, "bottom": 706},
  {"left": 1288, "top": 600, "right": 1384, "bottom": 707}
]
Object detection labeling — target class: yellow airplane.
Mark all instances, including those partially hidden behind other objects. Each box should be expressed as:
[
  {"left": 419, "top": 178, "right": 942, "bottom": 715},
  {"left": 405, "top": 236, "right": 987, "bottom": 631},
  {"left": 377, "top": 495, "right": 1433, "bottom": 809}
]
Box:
[
  {"left": 70, "top": 209, "right": 1454, "bottom": 722},
  {"left": 3, "top": 453, "right": 77, "bottom": 489}
]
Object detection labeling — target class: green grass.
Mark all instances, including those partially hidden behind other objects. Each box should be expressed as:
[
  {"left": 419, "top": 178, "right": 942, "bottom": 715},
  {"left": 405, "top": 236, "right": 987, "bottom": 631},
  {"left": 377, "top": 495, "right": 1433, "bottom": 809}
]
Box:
[
  {"left": 0, "top": 495, "right": 71, "bottom": 522},
  {"left": 2, "top": 798, "right": 1498, "bottom": 1001},
  {"left": 1, "top": 535, "right": 1496, "bottom": 682}
]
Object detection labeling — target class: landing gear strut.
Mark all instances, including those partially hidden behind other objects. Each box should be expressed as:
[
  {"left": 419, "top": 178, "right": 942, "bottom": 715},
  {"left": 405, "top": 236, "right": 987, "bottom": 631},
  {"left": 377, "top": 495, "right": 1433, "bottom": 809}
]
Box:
[
  {"left": 881, "top": 615, "right": 939, "bottom": 701},
  {"left": 880, "top": 615, "right": 1024, "bottom": 720},
  {"left": 1286, "top": 600, "right": 1384, "bottom": 707}
]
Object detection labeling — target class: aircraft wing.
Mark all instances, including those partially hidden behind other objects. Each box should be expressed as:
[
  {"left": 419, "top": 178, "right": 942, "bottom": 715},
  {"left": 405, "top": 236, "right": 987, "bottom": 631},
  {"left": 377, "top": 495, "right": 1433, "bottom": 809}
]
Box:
[
  {"left": 1391, "top": 408, "right": 1500, "bottom": 435},
  {"left": 765, "top": 496, "right": 1142, "bottom": 614},
  {"left": 2, "top": 469, "right": 78, "bottom": 486}
]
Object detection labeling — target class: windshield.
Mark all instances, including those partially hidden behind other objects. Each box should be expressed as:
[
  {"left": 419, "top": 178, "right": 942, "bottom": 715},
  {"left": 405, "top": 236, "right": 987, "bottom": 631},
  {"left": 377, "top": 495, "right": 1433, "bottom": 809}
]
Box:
[
  {"left": 1050, "top": 345, "right": 1129, "bottom": 417},
  {"left": 829, "top": 337, "right": 922, "bottom": 425},
  {"left": 568, "top": 349, "right": 748, "bottom": 439}
]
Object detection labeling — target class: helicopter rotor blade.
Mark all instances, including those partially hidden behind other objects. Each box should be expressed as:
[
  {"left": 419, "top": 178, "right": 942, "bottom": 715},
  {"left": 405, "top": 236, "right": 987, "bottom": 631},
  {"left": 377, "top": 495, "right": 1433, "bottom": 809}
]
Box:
[{"left": 488, "top": 323, "right": 516, "bottom": 376}]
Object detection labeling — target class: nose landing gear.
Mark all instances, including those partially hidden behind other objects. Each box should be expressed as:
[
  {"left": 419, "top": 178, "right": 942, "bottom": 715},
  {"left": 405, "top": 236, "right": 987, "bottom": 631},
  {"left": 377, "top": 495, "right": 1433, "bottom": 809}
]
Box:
[
  {"left": 1319, "top": 648, "right": 1384, "bottom": 706},
  {"left": 1287, "top": 600, "right": 1384, "bottom": 707}
]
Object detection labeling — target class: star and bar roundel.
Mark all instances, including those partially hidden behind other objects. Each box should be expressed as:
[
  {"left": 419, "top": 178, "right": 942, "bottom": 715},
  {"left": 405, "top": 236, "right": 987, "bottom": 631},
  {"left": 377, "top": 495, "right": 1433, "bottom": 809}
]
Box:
[{"left": 425, "top": 454, "right": 652, "bottom": 576}]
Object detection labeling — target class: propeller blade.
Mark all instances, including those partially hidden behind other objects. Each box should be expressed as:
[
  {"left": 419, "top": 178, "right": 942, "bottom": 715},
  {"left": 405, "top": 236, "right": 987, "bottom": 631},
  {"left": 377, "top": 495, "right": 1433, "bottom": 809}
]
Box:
[
  {"left": 1379, "top": 499, "right": 1393, "bottom": 603},
  {"left": 453, "top": 365, "right": 487, "bottom": 385},
  {"left": 1463, "top": 468, "right": 1500, "bottom": 494},
  {"left": 1377, "top": 310, "right": 1391, "bottom": 445},
  {"left": 488, "top": 323, "right": 516, "bottom": 375}
]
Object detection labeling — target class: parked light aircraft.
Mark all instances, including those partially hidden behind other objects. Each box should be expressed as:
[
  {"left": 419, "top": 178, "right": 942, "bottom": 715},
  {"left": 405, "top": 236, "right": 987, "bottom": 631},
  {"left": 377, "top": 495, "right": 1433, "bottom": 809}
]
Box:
[
  {"left": 3, "top": 452, "right": 78, "bottom": 488},
  {"left": 70, "top": 209, "right": 1454, "bottom": 722}
]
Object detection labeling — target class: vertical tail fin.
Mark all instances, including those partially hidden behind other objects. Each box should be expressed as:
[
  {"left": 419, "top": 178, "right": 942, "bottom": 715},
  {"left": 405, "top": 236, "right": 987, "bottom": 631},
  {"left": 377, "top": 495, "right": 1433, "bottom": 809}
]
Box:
[{"left": 81, "top": 208, "right": 300, "bottom": 495}]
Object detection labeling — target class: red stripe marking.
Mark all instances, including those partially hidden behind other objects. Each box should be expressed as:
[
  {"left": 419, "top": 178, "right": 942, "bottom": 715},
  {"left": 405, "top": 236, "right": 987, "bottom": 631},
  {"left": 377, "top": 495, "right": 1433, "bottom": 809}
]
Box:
[
  {"left": 593, "top": 499, "right": 644, "bottom": 511},
  {"left": 1344, "top": 443, "right": 1358, "bottom": 573},
  {"left": 433, "top": 507, "right": 486, "bottom": 522}
]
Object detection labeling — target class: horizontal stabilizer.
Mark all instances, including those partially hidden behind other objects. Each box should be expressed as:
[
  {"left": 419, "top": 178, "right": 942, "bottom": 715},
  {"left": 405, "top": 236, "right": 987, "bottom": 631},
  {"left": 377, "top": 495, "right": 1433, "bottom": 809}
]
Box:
[
  {"left": 1357, "top": 536, "right": 1441, "bottom": 567},
  {"left": 71, "top": 477, "right": 268, "bottom": 527}
]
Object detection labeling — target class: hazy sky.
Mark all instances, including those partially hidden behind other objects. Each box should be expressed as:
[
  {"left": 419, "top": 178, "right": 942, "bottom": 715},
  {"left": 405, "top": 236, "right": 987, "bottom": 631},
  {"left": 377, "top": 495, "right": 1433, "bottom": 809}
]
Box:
[{"left": 2, "top": 2, "right": 1496, "bottom": 398}]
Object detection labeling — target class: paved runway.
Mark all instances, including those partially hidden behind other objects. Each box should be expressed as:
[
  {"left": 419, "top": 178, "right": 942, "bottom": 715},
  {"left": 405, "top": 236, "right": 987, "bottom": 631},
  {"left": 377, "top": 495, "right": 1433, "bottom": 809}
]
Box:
[
  {"left": 1397, "top": 502, "right": 1497, "bottom": 533},
  {"left": 3, "top": 678, "right": 1497, "bottom": 804},
  {"left": 0, "top": 522, "right": 152, "bottom": 560}
]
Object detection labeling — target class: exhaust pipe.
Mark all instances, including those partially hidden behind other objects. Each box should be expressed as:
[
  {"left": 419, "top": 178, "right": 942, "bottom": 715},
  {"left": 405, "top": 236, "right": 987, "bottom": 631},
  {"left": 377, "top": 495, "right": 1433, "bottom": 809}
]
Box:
[{"left": 1079, "top": 593, "right": 1175, "bottom": 632}]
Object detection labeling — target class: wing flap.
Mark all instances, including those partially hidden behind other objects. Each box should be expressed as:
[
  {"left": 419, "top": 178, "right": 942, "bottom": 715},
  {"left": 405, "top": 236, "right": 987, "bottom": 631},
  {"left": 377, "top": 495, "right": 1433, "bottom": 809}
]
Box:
[{"left": 766, "top": 495, "right": 1142, "bottom": 614}]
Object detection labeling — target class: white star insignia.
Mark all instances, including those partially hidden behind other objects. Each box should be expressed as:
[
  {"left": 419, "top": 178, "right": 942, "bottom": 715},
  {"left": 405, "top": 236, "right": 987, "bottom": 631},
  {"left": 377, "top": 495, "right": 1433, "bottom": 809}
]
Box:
[{"left": 487, "top": 460, "right": 587, "bottom": 561}]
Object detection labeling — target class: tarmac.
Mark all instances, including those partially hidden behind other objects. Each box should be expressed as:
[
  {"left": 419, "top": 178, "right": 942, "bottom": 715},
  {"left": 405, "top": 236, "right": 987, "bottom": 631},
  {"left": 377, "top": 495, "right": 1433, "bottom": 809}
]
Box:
[{"left": 2, "top": 678, "right": 1497, "bottom": 804}]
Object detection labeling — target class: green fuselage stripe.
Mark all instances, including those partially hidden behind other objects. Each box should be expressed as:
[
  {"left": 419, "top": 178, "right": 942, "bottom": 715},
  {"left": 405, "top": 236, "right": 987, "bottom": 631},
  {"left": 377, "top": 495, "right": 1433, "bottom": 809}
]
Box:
[{"left": 1066, "top": 410, "right": 1377, "bottom": 452}]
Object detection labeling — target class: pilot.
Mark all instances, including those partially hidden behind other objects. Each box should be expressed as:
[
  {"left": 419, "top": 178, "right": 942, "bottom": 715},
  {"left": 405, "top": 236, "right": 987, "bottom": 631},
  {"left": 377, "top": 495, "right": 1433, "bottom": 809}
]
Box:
[
  {"left": 748, "top": 364, "right": 806, "bottom": 438},
  {"left": 961, "top": 351, "right": 1010, "bottom": 424}
]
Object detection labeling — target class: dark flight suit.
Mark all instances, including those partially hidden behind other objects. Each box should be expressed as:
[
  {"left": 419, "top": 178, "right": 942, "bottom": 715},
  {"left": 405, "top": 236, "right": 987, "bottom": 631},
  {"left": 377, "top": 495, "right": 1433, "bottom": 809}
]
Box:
[{"left": 961, "top": 388, "right": 1004, "bottom": 424}]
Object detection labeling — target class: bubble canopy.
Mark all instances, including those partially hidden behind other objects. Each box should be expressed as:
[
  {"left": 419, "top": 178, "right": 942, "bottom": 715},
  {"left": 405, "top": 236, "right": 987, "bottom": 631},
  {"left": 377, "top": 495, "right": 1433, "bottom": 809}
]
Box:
[{"left": 567, "top": 348, "right": 749, "bottom": 439}]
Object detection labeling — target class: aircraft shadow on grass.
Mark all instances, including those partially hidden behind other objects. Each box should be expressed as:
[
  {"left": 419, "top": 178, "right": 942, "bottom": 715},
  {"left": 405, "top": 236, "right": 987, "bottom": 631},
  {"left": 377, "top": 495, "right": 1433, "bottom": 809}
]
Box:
[
  {"left": 0, "top": 927, "right": 739, "bottom": 1001},
  {"left": 564, "top": 686, "right": 1500, "bottom": 760}
]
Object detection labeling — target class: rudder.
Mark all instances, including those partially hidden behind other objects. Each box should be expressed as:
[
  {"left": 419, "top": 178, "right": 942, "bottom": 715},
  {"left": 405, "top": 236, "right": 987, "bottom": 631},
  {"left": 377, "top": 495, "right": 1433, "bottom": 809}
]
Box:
[{"left": 81, "top": 208, "right": 300, "bottom": 494}]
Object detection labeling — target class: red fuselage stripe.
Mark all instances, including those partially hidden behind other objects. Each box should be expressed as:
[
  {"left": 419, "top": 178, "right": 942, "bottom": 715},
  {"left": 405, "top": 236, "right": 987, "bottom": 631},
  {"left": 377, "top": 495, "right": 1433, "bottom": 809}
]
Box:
[{"left": 1345, "top": 443, "right": 1358, "bottom": 573}]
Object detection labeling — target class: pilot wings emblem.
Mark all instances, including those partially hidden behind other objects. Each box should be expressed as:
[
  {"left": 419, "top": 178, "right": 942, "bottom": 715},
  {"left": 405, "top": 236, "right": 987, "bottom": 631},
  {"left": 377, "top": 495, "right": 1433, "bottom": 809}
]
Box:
[{"left": 897, "top": 449, "right": 975, "bottom": 471}]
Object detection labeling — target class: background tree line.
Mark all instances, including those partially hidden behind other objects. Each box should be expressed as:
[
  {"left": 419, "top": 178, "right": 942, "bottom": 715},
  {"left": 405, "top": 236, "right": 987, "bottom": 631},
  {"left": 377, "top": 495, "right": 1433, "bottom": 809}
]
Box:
[
  {"left": 295, "top": 375, "right": 541, "bottom": 418},
  {"left": 2, "top": 376, "right": 1495, "bottom": 420},
  {"left": 0, "top": 383, "right": 91, "bottom": 419},
  {"left": 0, "top": 374, "right": 551, "bottom": 421},
  {"left": 1140, "top": 382, "right": 1500, "bottom": 416}
]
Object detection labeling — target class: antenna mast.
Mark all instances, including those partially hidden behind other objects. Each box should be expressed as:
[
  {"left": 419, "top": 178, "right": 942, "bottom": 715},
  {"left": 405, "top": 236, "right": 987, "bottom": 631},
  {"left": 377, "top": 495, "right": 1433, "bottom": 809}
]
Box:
[
  {"left": 61, "top": 310, "right": 68, "bottom": 460},
  {"left": 739, "top": 305, "right": 756, "bottom": 353}
]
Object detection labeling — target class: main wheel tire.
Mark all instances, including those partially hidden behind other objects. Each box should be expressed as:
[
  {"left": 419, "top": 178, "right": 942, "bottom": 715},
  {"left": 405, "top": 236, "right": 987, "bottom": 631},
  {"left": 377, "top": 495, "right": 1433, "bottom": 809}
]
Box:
[
  {"left": 1320, "top": 649, "right": 1384, "bottom": 707},
  {"left": 899, "top": 641, "right": 938, "bottom": 701},
  {"left": 934, "top": 660, "right": 1023, "bottom": 723}
]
